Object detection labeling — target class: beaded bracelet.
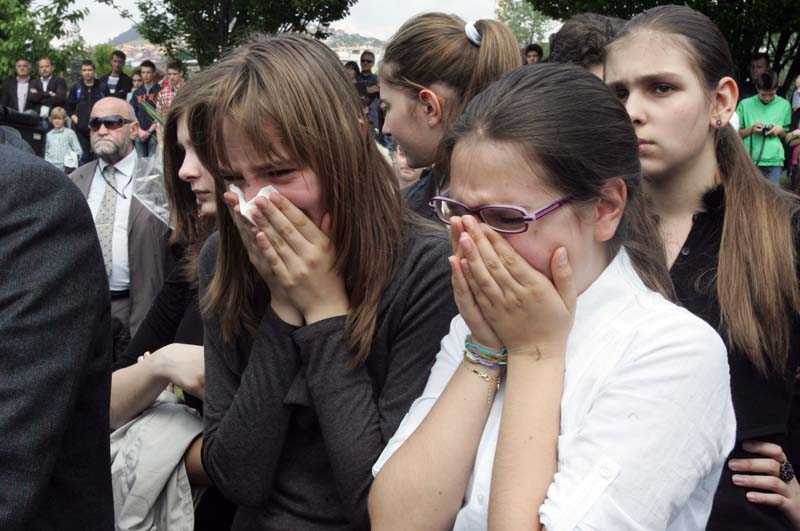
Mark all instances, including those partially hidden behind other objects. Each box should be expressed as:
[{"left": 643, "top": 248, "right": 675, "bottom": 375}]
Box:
[{"left": 463, "top": 334, "right": 508, "bottom": 368}]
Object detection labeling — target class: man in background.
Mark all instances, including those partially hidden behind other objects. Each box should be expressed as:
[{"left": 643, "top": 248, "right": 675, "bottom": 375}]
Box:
[
  {"left": 0, "top": 58, "right": 34, "bottom": 114},
  {"left": 28, "top": 56, "right": 68, "bottom": 131},
  {"left": 66, "top": 59, "right": 108, "bottom": 163},
  {"left": 129, "top": 59, "right": 160, "bottom": 157},
  {"left": 101, "top": 50, "right": 133, "bottom": 101}
]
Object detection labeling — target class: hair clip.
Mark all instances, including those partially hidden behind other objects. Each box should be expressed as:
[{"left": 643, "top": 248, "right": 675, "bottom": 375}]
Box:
[{"left": 465, "top": 21, "right": 482, "bottom": 47}]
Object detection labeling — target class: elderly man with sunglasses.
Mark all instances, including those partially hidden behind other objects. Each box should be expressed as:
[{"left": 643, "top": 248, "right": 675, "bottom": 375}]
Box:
[{"left": 70, "top": 97, "right": 172, "bottom": 352}]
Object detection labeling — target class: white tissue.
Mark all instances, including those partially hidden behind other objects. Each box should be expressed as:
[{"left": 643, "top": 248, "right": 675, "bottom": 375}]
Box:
[{"left": 228, "top": 184, "right": 277, "bottom": 225}]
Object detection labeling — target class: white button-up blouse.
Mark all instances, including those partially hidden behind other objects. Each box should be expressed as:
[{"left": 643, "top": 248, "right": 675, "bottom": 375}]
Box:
[{"left": 373, "top": 249, "right": 736, "bottom": 531}]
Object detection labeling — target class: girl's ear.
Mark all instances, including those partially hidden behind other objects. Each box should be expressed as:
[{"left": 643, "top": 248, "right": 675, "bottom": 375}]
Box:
[
  {"left": 418, "top": 88, "right": 445, "bottom": 128},
  {"left": 712, "top": 76, "right": 738, "bottom": 128},
  {"left": 594, "top": 177, "right": 626, "bottom": 242}
]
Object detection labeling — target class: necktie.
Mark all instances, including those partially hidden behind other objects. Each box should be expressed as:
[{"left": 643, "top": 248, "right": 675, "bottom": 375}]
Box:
[{"left": 96, "top": 165, "right": 117, "bottom": 276}]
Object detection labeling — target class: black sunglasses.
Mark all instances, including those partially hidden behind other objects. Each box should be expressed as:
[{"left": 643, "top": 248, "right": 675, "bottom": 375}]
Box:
[{"left": 89, "top": 115, "right": 133, "bottom": 131}]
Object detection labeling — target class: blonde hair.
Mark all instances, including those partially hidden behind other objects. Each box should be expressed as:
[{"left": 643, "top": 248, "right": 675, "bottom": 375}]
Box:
[
  {"left": 191, "top": 33, "right": 406, "bottom": 365},
  {"left": 50, "top": 107, "right": 67, "bottom": 121}
]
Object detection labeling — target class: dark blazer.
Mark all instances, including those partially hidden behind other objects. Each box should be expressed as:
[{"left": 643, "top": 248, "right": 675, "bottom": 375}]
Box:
[
  {"left": 101, "top": 71, "right": 133, "bottom": 101},
  {"left": 71, "top": 157, "right": 172, "bottom": 336},
  {"left": 27, "top": 76, "right": 68, "bottom": 116},
  {"left": 0, "top": 144, "right": 114, "bottom": 530},
  {"left": 0, "top": 77, "right": 34, "bottom": 112}
]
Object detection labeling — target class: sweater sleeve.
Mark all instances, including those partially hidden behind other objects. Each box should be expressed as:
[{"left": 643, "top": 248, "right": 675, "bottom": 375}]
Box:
[
  {"left": 292, "top": 229, "right": 457, "bottom": 528},
  {"left": 198, "top": 234, "right": 304, "bottom": 507},
  {"left": 69, "top": 130, "right": 83, "bottom": 156}
]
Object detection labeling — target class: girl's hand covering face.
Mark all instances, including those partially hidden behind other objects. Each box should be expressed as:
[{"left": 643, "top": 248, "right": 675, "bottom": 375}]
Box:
[
  {"left": 224, "top": 190, "right": 276, "bottom": 282},
  {"left": 448, "top": 216, "right": 504, "bottom": 351},
  {"left": 248, "top": 190, "right": 349, "bottom": 323},
  {"left": 456, "top": 215, "right": 576, "bottom": 358}
]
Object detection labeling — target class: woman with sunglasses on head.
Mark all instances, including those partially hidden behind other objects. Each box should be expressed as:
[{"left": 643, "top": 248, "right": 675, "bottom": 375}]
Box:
[
  {"left": 604, "top": 6, "right": 800, "bottom": 530},
  {"left": 108, "top": 86, "right": 236, "bottom": 529},
  {"left": 187, "top": 33, "right": 457, "bottom": 530},
  {"left": 369, "top": 63, "right": 735, "bottom": 531},
  {"left": 379, "top": 13, "right": 521, "bottom": 217}
]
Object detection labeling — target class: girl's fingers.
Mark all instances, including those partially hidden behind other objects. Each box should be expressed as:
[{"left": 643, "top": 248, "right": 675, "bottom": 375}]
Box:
[
  {"left": 461, "top": 256, "right": 495, "bottom": 312},
  {"left": 255, "top": 231, "right": 290, "bottom": 282},
  {"left": 459, "top": 222, "right": 503, "bottom": 302},
  {"left": 744, "top": 491, "right": 789, "bottom": 507},
  {"left": 267, "top": 190, "right": 324, "bottom": 244},
  {"left": 481, "top": 225, "right": 542, "bottom": 288},
  {"left": 742, "top": 441, "right": 787, "bottom": 462},
  {"left": 729, "top": 457, "right": 782, "bottom": 476},
  {"left": 254, "top": 196, "right": 311, "bottom": 254},
  {"left": 732, "top": 474, "right": 790, "bottom": 497},
  {"left": 550, "top": 247, "right": 576, "bottom": 315},
  {"left": 450, "top": 216, "right": 464, "bottom": 255},
  {"left": 461, "top": 216, "right": 516, "bottom": 294}
]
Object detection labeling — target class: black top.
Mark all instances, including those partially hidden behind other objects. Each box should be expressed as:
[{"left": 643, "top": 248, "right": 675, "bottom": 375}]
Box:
[
  {"left": 403, "top": 167, "right": 437, "bottom": 220},
  {"left": 115, "top": 262, "right": 204, "bottom": 412},
  {"left": 198, "top": 222, "right": 458, "bottom": 530},
  {"left": 669, "top": 187, "right": 799, "bottom": 530},
  {"left": 66, "top": 79, "right": 108, "bottom": 132}
]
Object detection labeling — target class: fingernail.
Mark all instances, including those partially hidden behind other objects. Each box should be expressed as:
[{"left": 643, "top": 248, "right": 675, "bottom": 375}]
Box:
[
  {"left": 742, "top": 441, "right": 755, "bottom": 450},
  {"left": 746, "top": 492, "right": 757, "bottom": 501},
  {"left": 732, "top": 474, "right": 743, "bottom": 484},
  {"left": 461, "top": 258, "right": 470, "bottom": 274},
  {"left": 463, "top": 215, "right": 475, "bottom": 229},
  {"left": 460, "top": 236, "right": 473, "bottom": 254},
  {"left": 557, "top": 247, "right": 568, "bottom": 266},
  {"left": 728, "top": 459, "right": 743, "bottom": 470}
]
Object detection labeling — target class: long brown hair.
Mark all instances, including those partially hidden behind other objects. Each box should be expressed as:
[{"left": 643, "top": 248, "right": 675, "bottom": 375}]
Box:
[
  {"left": 191, "top": 33, "right": 405, "bottom": 365},
  {"left": 162, "top": 87, "right": 215, "bottom": 284},
  {"left": 380, "top": 13, "right": 522, "bottom": 124},
  {"left": 441, "top": 64, "right": 674, "bottom": 299},
  {"left": 613, "top": 5, "right": 800, "bottom": 375}
]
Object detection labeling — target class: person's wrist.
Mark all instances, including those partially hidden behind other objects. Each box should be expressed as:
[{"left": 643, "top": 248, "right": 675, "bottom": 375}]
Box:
[
  {"left": 507, "top": 340, "right": 566, "bottom": 362},
  {"left": 304, "top": 300, "right": 349, "bottom": 325},
  {"left": 150, "top": 348, "right": 175, "bottom": 382}
]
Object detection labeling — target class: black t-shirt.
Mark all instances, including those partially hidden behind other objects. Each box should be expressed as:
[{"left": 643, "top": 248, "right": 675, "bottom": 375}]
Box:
[
  {"left": 670, "top": 186, "right": 799, "bottom": 530},
  {"left": 355, "top": 72, "right": 378, "bottom": 103}
]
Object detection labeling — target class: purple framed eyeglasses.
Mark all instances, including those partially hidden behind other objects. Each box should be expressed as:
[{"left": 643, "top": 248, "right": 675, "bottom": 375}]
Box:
[{"left": 429, "top": 194, "right": 569, "bottom": 234}]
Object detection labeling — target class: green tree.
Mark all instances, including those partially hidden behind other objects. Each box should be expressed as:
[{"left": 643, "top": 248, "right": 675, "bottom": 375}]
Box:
[
  {"left": 0, "top": 0, "right": 87, "bottom": 79},
  {"left": 92, "top": 43, "right": 115, "bottom": 78},
  {"left": 99, "top": 0, "right": 357, "bottom": 66},
  {"left": 497, "top": 0, "right": 552, "bottom": 48},
  {"left": 528, "top": 0, "right": 800, "bottom": 95}
]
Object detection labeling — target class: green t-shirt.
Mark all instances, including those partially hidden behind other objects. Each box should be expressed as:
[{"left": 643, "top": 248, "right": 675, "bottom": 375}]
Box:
[{"left": 737, "top": 95, "right": 792, "bottom": 166}]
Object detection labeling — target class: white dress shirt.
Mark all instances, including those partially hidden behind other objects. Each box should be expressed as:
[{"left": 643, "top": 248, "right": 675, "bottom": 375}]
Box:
[
  {"left": 39, "top": 76, "right": 52, "bottom": 118},
  {"left": 373, "top": 249, "right": 736, "bottom": 531},
  {"left": 87, "top": 150, "right": 136, "bottom": 291},
  {"left": 16, "top": 78, "right": 29, "bottom": 113}
]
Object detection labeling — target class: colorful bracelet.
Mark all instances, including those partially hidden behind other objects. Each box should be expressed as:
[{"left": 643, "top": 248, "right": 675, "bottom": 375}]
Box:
[
  {"left": 463, "top": 334, "right": 508, "bottom": 368},
  {"left": 461, "top": 360, "right": 502, "bottom": 405}
]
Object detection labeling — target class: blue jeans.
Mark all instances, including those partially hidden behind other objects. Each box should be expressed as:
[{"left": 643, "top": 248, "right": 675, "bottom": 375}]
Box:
[
  {"left": 759, "top": 166, "right": 783, "bottom": 186},
  {"left": 134, "top": 133, "right": 158, "bottom": 158}
]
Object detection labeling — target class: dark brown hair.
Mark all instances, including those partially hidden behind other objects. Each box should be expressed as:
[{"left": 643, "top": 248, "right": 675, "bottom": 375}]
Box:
[
  {"left": 162, "top": 85, "right": 215, "bottom": 283},
  {"left": 547, "top": 13, "right": 625, "bottom": 68},
  {"left": 191, "top": 33, "right": 405, "bottom": 365},
  {"left": 612, "top": 5, "right": 800, "bottom": 375},
  {"left": 441, "top": 63, "right": 674, "bottom": 299},
  {"left": 755, "top": 70, "right": 779, "bottom": 91}
]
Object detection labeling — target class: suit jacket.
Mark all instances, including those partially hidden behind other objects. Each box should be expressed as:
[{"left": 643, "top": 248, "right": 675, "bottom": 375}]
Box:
[
  {"left": 0, "top": 144, "right": 114, "bottom": 530},
  {"left": 71, "top": 157, "right": 172, "bottom": 336},
  {"left": 101, "top": 71, "right": 133, "bottom": 101},
  {"left": 27, "top": 76, "right": 68, "bottom": 116},
  {"left": 0, "top": 77, "right": 34, "bottom": 112}
]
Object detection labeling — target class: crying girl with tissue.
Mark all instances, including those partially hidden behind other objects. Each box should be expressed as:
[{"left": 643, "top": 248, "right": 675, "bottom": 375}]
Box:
[{"left": 185, "top": 33, "right": 458, "bottom": 530}]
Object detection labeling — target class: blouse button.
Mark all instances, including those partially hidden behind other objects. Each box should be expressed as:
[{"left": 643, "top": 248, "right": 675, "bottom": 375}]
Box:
[
  {"left": 477, "top": 494, "right": 485, "bottom": 505},
  {"left": 681, "top": 247, "right": 691, "bottom": 256},
  {"left": 599, "top": 465, "right": 614, "bottom": 479}
]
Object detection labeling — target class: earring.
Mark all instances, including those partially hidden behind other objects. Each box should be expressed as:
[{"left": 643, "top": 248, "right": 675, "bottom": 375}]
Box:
[{"left": 715, "top": 119, "right": 722, "bottom": 126}]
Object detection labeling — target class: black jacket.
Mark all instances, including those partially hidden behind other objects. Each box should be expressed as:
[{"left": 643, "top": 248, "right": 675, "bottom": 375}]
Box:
[
  {"left": 0, "top": 77, "right": 34, "bottom": 112},
  {"left": 0, "top": 144, "right": 114, "bottom": 531},
  {"left": 100, "top": 72, "right": 133, "bottom": 101},
  {"left": 27, "top": 76, "right": 68, "bottom": 116},
  {"left": 66, "top": 79, "right": 108, "bottom": 133}
]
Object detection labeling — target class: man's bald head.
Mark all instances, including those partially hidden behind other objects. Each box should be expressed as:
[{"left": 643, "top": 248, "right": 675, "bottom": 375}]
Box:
[{"left": 90, "top": 97, "right": 140, "bottom": 164}]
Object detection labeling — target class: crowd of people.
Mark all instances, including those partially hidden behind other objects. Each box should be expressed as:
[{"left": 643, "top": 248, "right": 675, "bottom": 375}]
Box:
[{"left": 2, "top": 4, "right": 800, "bottom": 531}]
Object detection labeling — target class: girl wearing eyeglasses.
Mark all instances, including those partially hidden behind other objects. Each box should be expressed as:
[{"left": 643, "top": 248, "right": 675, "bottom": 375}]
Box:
[
  {"left": 185, "top": 34, "right": 458, "bottom": 530},
  {"left": 378, "top": 13, "right": 521, "bottom": 217},
  {"left": 369, "top": 64, "right": 736, "bottom": 530}
]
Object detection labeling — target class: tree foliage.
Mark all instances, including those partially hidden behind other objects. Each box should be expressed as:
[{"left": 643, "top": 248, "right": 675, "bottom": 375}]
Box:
[
  {"left": 527, "top": 0, "right": 800, "bottom": 95},
  {"left": 496, "top": 0, "right": 553, "bottom": 49},
  {"left": 100, "top": 0, "right": 357, "bottom": 66},
  {"left": 0, "top": 0, "right": 87, "bottom": 79}
]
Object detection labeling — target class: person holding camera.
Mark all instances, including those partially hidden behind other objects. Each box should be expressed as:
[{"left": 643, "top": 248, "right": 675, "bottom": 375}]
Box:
[{"left": 738, "top": 70, "right": 792, "bottom": 185}]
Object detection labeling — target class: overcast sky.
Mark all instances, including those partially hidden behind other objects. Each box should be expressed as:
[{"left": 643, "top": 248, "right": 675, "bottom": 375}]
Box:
[{"left": 74, "top": 0, "right": 498, "bottom": 45}]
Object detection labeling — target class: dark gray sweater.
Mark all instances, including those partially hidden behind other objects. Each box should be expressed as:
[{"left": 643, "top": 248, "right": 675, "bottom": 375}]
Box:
[{"left": 199, "top": 222, "right": 458, "bottom": 530}]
